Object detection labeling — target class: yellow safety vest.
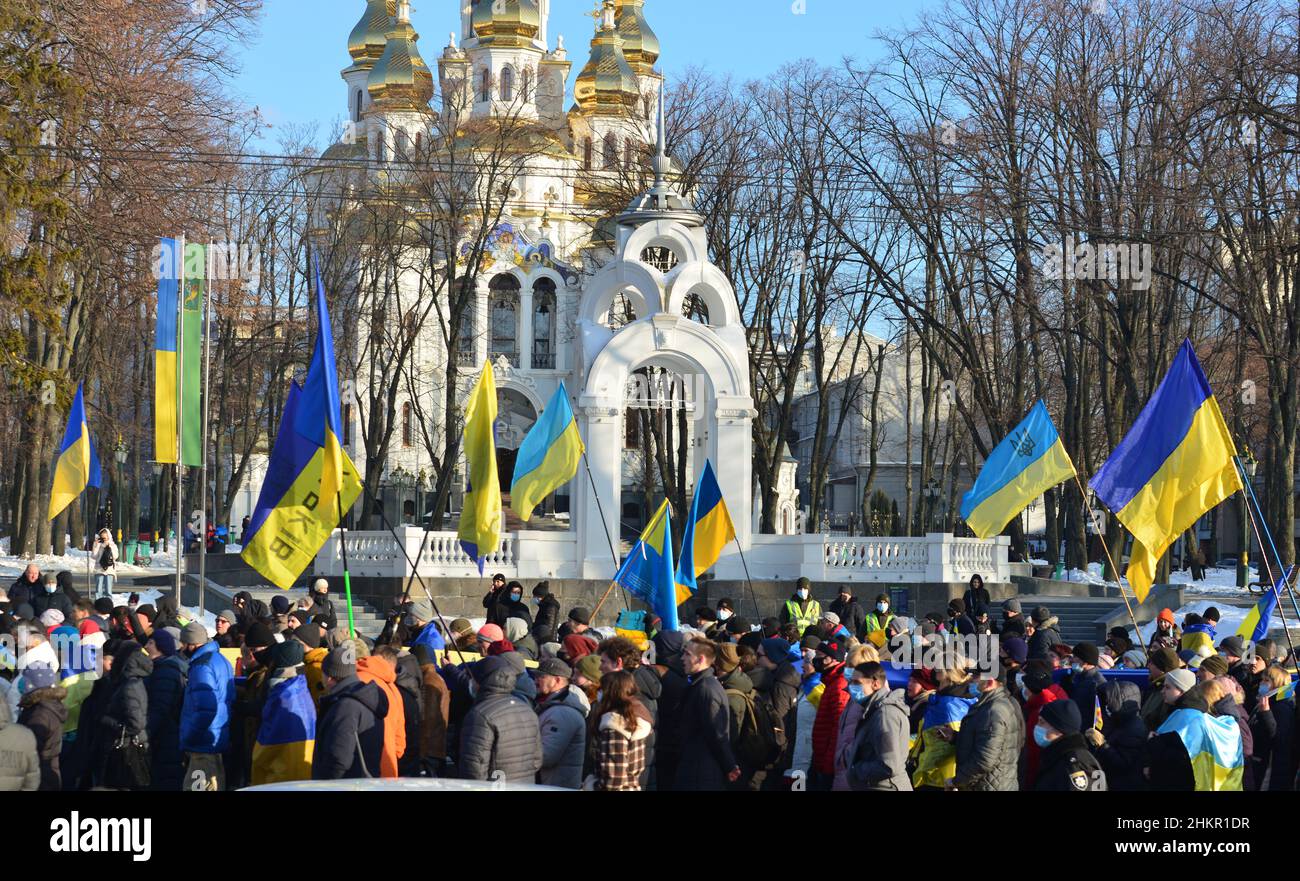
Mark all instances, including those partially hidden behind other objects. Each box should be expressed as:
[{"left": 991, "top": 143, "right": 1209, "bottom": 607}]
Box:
[{"left": 785, "top": 598, "right": 821, "bottom": 633}]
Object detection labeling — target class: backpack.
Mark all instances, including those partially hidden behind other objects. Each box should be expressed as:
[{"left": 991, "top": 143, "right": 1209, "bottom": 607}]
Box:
[
  {"left": 726, "top": 687, "right": 786, "bottom": 768},
  {"left": 99, "top": 544, "right": 115, "bottom": 569}
]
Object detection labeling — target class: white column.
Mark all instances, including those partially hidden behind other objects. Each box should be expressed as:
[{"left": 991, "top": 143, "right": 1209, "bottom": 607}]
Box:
[
  {"left": 710, "top": 394, "right": 754, "bottom": 580},
  {"left": 577, "top": 398, "right": 622, "bottom": 578},
  {"left": 475, "top": 283, "right": 489, "bottom": 366},
  {"left": 520, "top": 282, "right": 534, "bottom": 369}
]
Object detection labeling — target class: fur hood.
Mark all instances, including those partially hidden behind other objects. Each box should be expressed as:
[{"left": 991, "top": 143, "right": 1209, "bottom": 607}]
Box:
[
  {"left": 19, "top": 685, "right": 67, "bottom": 708},
  {"left": 599, "top": 711, "right": 652, "bottom": 741}
]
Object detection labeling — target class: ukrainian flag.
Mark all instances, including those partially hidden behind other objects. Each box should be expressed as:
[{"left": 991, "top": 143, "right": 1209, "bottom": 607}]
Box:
[
  {"left": 251, "top": 674, "right": 316, "bottom": 784},
  {"left": 1157, "top": 707, "right": 1244, "bottom": 791},
  {"left": 960, "top": 401, "right": 1075, "bottom": 540},
  {"left": 154, "top": 237, "right": 180, "bottom": 463},
  {"left": 1237, "top": 565, "right": 1292, "bottom": 643},
  {"left": 458, "top": 361, "right": 502, "bottom": 573},
  {"left": 510, "top": 382, "right": 584, "bottom": 522},
  {"left": 1090, "top": 340, "right": 1242, "bottom": 602},
  {"left": 293, "top": 259, "right": 347, "bottom": 513},
  {"left": 674, "top": 460, "right": 736, "bottom": 605},
  {"left": 614, "top": 499, "right": 678, "bottom": 631},
  {"left": 48, "top": 383, "right": 94, "bottom": 520},
  {"left": 242, "top": 383, "right": 363, "bottom": 589}
]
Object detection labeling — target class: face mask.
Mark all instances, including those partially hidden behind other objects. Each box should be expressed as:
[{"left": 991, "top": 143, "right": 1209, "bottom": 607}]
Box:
[
  {"left": 532, "top": 596, "right": 541, "bottom": 605},
  {"left": 812, "top": 656, "right": 829, "bottom": 672},
  {"left": 877, "top": 603, "right": 888, "bottom": 613},
  {"left": 797, "top": 589, "right": 809, "bottom": 600},
  {"left": 1070, "top": 662, "right": 1083, "bottom": 675},
  {"left": 1021, "top": 686, "right": 1033, "bottom": 701},
  {"left": 718, "top": 609, "right": 732, "bottom": 621},
  {"left": 1033, "top": 725, "right": 1052, "bottom": 748},
  {"left": 510, "top": 593, "right": 521, "bottom": 603},
  {"left": 1015, "top": 672, "right": 1025, "bottom": 689},
  {"left": 848, "top": 683, "right": 868, "bottom": 705},
  {"left": 44, "top": 584, "right": 57, "bottom": 594}
]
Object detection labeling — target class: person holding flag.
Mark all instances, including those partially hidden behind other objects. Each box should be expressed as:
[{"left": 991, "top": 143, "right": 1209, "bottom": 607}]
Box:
[
  {"left": 674, "top": 460, "right": 736, "bottom": 607},
  {"left": 1090, "top": 340, "right": 1242, "bottom": 603},
  {"left": 458, "top": 361, "right": 503, "bottom": 573}
]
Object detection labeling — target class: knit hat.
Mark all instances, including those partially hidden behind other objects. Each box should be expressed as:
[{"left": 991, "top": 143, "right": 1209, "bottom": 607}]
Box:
[
  {"left": 504, "top": 617, "right": 529, "bottom": 643},
  {"left": 180, "top": 622, "right": 209, "bottom": 646},
  {"left": 271, "top": 639, "right": 304, "bottom": 670},
  {"left": 909, "top": 667, "right": 938, "bottom": 692},
  {"left": 294, "top": 623, "right": 321, "bottom": 649},
  {"left": 536, "top": 658, "right": 572, "bottom": 679},
  {"left": 1039, "top": 698, "right": 1083, "bottom": 735},
  {"left": 817, "top": 639, "right": 846, "bottom": 663},
  {"left": 796, "top": 577, "right": 812, "bottom": 591},
  {"left": 1149, "top": 646, "right": 1181, "bottom": 673},
  {"left": 1002, "top": 597, "right": 1022, "bottom": 614},
  {"left": 1219, "top": 635, "right": 1245, "bottom": 658},
  {"left": 450, "top": 618, "right": 474, "bottom": 638},
  {"left": 1073, "top": 642, "right": 1100, "bottom": 666},
  {"left": 408, "top": 598, "right": 434, "bottom": 622},
  {"left": 532, "top": 581, "right": 551, "bottom": 598},
  {"left": 151, "top": 627, "right": 179, "bottom": 658},
  {"left": 562, "top": 633, "right": 598, "bottom": 661},
  {"left": 38, "top": 609, "right": 64, "bottom": 629},
  {"left": 715, "top": 643, "right": 741, "bottom": 675},
  {"left": 136, "top": 604, "right": 157, "bottom": 622},
  {"left": 800, "top": 634, "right": 822, "bottom": 651},
  {"left": 322, "top": 646, "right": 356, "bottom": 679},
  {"left": 487, "top": 639, "right": 516, "bottom": 656},
  {"left": 948, "top": 597, "right": 966, "bottom": 614},
  {"left": 1001, "top": 637, "right": 1028, "bottom": 665},
  {"left": 93, "top": 597, "right": 114, "bottom": 615},
  {"left": 821, "top": 611, "right": 840, "bottom": 626},
  {"left": 1165, "top": 668, "right": 1196, "bottom": 693},
  {"left": 476, "top": 623, "right": 505, "bottom": 644},
  {"left": 217, "top": 609, "right": 238, "bottom": 626},
  {"left": 1157, "top": 607, "right": 1176, "bottom": 625},
  {"left": 22, "top": 663, "right": 58, "bottom": 692},
  {"left": 1023, "top": 660, "right": 1054, "bottom": 693},
  {"left": 244, "top": 621, "right": 275, "bottom": 649},
  {"left": 760, "top": 637, "right": 791, "bottom": 664},
  {"left": 568, "top": 606, "right": 592, "bottom": 625},
  {"left": 1199, "top": 655, "right": 1229, "bottom": 677},
  {"left": 1032, "top": 606, "right": 1052, "bottom": 624},
  {"left": 574, "top": 653, "right": 602, "bottom": 684},
  {"left": 270, "top": 595, "right": 290, "bottom": 615}
]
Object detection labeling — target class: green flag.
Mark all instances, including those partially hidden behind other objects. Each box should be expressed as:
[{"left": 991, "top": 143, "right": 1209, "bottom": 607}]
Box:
[{"left": 181, "top": 243, "right": 204, "bottom": 466}]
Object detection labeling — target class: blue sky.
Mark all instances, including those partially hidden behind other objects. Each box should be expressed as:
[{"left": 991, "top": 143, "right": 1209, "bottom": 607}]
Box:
[{"left": 231, "top": 0, "right": 934, "bottom": 150}]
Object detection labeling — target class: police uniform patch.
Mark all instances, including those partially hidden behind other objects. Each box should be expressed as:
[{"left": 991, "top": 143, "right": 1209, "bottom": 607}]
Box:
[{"left": 1069, "top": 769, "right": 1089, "bottom": 791}]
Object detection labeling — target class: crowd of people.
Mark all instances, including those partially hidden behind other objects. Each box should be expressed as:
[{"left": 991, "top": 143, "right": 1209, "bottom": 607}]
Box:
[{"left": 0, "top": 567, "right": 1292, "bottom": 792}]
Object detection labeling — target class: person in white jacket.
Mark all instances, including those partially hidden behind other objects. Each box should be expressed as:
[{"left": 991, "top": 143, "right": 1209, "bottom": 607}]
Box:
[{"left": 91, "top": 528, "right": 118, "bottom": 600}]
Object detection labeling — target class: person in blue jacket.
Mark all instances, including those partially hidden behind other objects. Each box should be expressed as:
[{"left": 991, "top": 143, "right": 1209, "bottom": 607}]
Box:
[{"left": 178, "top": 622, "right": 234, "bottom": 791}]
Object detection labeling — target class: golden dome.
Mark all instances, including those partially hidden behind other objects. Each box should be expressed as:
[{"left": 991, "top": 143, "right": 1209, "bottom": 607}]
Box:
[
  {"left": 367, "top": 1, "right": 434, "bottom": 108},
  {"left": 615, "top": 0, "right": 659, "bottom": 75},
  {"left": 348, "top": 0, "right": 396, "bottom": 66},
  {"left": 470, "top": 0, "right": 541, "bottom": 47},
  {"left": 574, "top": 2, "right": 640, "bottom": 115}
]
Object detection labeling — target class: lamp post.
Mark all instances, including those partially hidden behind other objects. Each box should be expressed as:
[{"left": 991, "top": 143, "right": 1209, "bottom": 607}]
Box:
[
  {"left": 1239, "top": 451, "right": 1258, "bottom": 588},
  {"left": 924, "top": 479, "right": 941, "bottom": 532},
  {"left": 114, "top": 440, "right": 128, "bottom": 544},
  {"left": 151, "top": 462, "right": 163, "bottom": 547}
]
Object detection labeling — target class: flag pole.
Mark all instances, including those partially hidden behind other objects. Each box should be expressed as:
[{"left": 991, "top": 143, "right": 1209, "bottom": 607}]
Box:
[
  {"left": 1235, "top": 455, "right": 1300, "bottom": 635},
  {"left": 1234, "top": 465, "right": 1298, "bottom": 662},
  {"left": 732, "top": 537, "right": 762, "bottom": 622},
  {"left": 175, "top": 233, "right": 186, "bottom": 602},
  {"left": 85, "top": 488, "right": 93, "bottom": 598},
  {"left": 1066, "top": 468, "right": 1146, "bottom": 647},
  {"left": 580, "top": 448, "right": 632, "bottom": 615},
  {"left": 197, "top": 242, "right": 213, "bottom": 619},
  {"left": 336, "top": 495, "right": 357, "bottom": 639}
]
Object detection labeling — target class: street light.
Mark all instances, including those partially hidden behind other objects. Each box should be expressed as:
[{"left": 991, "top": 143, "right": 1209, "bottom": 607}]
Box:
[
  {"left": 923, "top": 479, "right": 941, "bottom": 532},
  {"left": 114, "top": 440, "right": 128, "bottom": 544},
  {"left": 151, "top": 462, "right": 163, "bottom": 546},
  {"left": 1238, "top": 450, "right": 1258, "bottom": 588}
]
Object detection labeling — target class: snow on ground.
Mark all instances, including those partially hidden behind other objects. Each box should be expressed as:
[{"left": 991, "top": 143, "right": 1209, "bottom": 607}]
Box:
[
  {"left": 1132, "top": 599, "right": 1254, "bottom": 647},
  {"left": 110, "top": 587, "right": 216, "bottom": 638},
  {"left": 0, "top": 541, "right": 180, "bottom": 581}
]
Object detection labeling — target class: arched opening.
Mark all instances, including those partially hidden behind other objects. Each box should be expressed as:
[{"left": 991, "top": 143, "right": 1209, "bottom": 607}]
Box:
[
  {"left": 478, "top": 68, "right": 491, "bottom": 103},
  {"left": 602, "top": 133, "right": 618, "bottom": 169},
  {"left": 640, "top": 245, "right": 678, "bottom": 273},
  {"left": 454, "top": 279, "right": 476, "bottom": 366},
  {"left": 488, "top": 274, "right": 520, "bottom": 366},
  {"left": 682, "top": 292, "right": 710, "bottom": 325},
  {"left": 582, "top": 137, "right": 593, "bottom": 170},
  {"left": 353, "top": 89, "right": 364, "bottom": 122},
  {"left": 532, "top": 277, "right": 556, "bottom": 368},
  {"left": 620, "top": 361, "right": 702, "bottom": 543},
  {"left": 402, "top": 401, "right": 412, "bottom": 446},
  {"left": 521, "top": 68, "right": 532, "bottom": 102},
  {"left": 500, "top": 66, "right": 514, "bottom": 101},
  {"left": 602, "top": 291, "right": 638, "bottom": 330}
]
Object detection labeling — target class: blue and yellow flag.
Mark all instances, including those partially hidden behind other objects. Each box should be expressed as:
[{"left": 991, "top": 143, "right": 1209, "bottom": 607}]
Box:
[
  {"left": 1090, "top": 340, "right": 1241, "bottom": 602},
  {"left": 294, "top": 259, "right": 347, "bottom": 513},
  {"left": 1237, "top": 565, "right": 1293, "bottom": 643},
  {"left": 960, "top": 401, "right": 1075, "bottom": 540},
  {"left": 242, "top": 384, "right": 363, "bottom": 589},
  {"left": 458, "top": 361, "right": 502, "bottom": 573},
  {"left": 49, "top": 383, "right": 94, "bottom": 520},
  {"left": 155, "top": 237, "right": 180, "bottom": 464},
  {"left": 614, "top": 499, "right": 678, "bottom": 631},
  {"left": 1156, "top": 707, "right": 1244, "bottom": 791},
  {"left": 674, "top": 460, "right": 736, "bottom": 605},
  {"left": 251, "top": 674, "right": 316, "bottom": 785},
  {"left": 510, "top": 382, "right": 584, "bottom": 522}
]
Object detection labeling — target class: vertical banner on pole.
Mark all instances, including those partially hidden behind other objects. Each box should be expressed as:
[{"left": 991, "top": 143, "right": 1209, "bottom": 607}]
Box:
[{"left": 181, "top": 242, "right": 205, "bottom": 467}]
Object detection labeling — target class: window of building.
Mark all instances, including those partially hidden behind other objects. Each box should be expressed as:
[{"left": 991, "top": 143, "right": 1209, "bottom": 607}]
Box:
[
  {"left": 624, "top": 410, "right": 640, "bottom": 449},
  {"left": 682, "top": 292, "right": 710, "bottom": 324},
  {"left": 532, "top": 277, "right": 556, "bottom": 368},
  {"left": 414, "top": 131, "right": 423, "bottom": 156},
  {"left": 479, "top": 68, "right": 491, "bottom": 103},
  {"left": 343, "top": 403, "right": 352, "bottom": 446},
  {"left": 521, "top": 68, "right": 532, "bottom": 102},
  {"left": 455, "top": 280, "right": 476, "bottom": 366},
  {"left": 402, "top": 401, "right": 412, "bottom": 447},
  {"left": 604, "top": 291, "right": 636, "bottom": 330},
  {"left": 602, "top": 133, "right": 618, "bottom": 169},
  {"left": 501, "top": 66, "right": 514, "bottom": 101},
  {"left": 353, "top": 89, "right": 364, "bottom": 122},
  {"left": 640, "top": 246, "right": 678, "bottom": 273},
  {"left": 624, "top": 138, "right": 634, "bottom": 169},
  {"left": 583, "top": 137, "right": 593, "bottom": 170},
  {"left": 488, "top": 274, "right": 520, "bottom": 365}
]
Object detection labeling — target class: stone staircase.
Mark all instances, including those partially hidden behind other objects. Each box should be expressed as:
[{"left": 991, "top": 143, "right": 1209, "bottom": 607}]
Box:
[
  {"left": 1025, "top": 596, "right": 1122, "bottom": 645},
  {"left": 195, "top": 578, "right": 388, "bottom": 640}
]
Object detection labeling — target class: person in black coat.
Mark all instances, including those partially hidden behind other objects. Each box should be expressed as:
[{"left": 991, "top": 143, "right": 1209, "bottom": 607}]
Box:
[
  {"left": 1144, "top": 685, "right": 1211, "bottom": 791},
  {"left": 1027, "top": 607, "right": 1062, "bottom": 660},
  {"left": 313, "top": 647, "right": 388, "bottom": 780},
  {"left": 481, "top": 573, "right": 509, "bottom": 627},
  {"left": 99, "top": 643, "right": 154, "bottom": 790},
  {"left": 530, "top": 582, "right": 561, "bottom": 646},
  {"left": 67, "top": 639, "right": 125, "bottom": 789},
  {"left": 55, "top": 570, "right": 81, "bottom": 606},
  {"left": 1066, "top": 642, "right": 1107, "bottom": 724},
  {"left": 307, "top": 579, "right": 338, "bottom": 631},
  {"left": 9, "top": 564, "right": 42, "bottom": 609},
  {"left": 1087, "top": 680, "right": 1147, "bottom": 791},
  {"left": 673, "top": 638, "right": 739, "bottom": 791},
  {"left": 497, "top": 581, "right": 533, "bottom": 629},
  {"left": 144, "top": 628, "right": 189, "bottom": 791},
  {"left": 1033, "top": 700, "right": 1106, "bottom": 791},
  {"left": 650, "top": 630, "right": 689, "bottom": 790},
  {"left": 16, "top": 664, "right": 67, "bottom": 791},
  {"left": 963, "top": 574, "right": 991, "bottom": 618},
  {"left": 1252, "top": 667, "right": 1296, "bottom": 790},
  {"left": 751, "top": 637, "right": 800, "bottom": 788},
  {"left": 946, "top": 598, "right": 975, "bottom": 637},
  {"left": 828, "top": 588, "right": 866, "bottom": 642},
  {"left": 390, "top": 649, "right": 425, "bottom": 777},
  {"left": 30, "top": 575, "right": 74, "bottom": 624}
]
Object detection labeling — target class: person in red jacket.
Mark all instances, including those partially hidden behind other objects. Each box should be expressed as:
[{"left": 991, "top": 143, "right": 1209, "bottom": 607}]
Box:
[
  {"left": 810, "top": 638, "right": 850, "bottom": 791},
  {"left": 1020, "top": 659, "right": 1067, "bottom": 787}
]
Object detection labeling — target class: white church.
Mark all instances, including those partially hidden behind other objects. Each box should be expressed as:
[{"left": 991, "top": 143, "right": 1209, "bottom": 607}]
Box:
[{"left": 239, "top": 0, "right": 1007, "bottom": 589}]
